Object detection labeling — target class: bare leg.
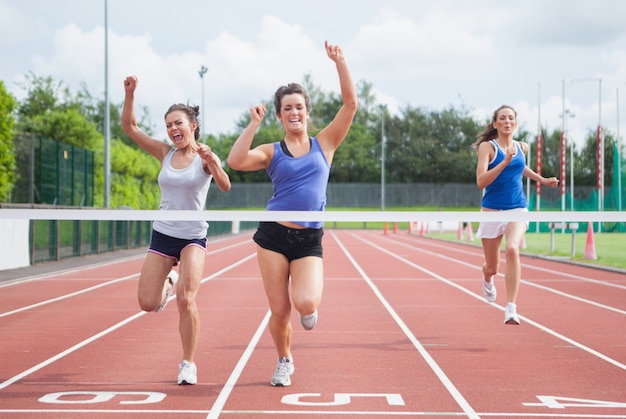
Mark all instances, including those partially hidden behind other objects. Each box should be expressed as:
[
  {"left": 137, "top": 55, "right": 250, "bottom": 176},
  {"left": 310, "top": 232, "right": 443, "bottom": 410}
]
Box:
[
  {"left": 177, "top": 245, "right": 206, "bottom": 363},
  {"left": 257, "top": 246, "right": 292, "bottom": 359},
  {"left": 137, "top": 252, "right": 176, "bottom": 312},
  {"left": 503, "top": 222, "right": 527, "bottom": 304},
  {"left": 481, "top": 236, "right": 503, "bottom": 286},
  {"left": 290, "top": 256, "right": 323, "bottom": 316}
]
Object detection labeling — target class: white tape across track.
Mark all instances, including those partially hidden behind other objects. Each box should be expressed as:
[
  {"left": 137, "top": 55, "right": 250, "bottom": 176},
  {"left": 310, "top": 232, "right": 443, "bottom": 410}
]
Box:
[{"left": 0, "top": 209, "right": 623, "bottom": 223}]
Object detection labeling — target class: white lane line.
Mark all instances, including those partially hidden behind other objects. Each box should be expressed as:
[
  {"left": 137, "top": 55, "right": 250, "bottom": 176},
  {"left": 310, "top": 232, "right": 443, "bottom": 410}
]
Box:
[
  {"left": 395, "top": 234, "right": 626, "bottom": 290},
  {"left": 332, "top": 231, "right": 481, "bottom": 419},
  {"left": 379, "top": 234, "right": 626, "bottom": 316},
  {"left": 0, "top": 238, "right": 254, "bottom": 318},
  {"left": 0, "top": 252, "right": 257, "bottom": 391},
  {"left": 0, "top": 274, "right": 137, "bottom": 318},
  {"left": 0, "top": 311, "right": 147, "bottom": 391},
  {"left": 357, "top": 233, "right": 626, "bottom": 372},
  {"left": 206, "top": 309, "right": 271, "bottom": 419}
]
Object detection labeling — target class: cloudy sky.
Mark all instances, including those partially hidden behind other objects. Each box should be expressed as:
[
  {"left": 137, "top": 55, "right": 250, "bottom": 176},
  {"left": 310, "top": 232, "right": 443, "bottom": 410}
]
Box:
[{"left": 2, "top": 0, "right": 626, "bottom": 149}]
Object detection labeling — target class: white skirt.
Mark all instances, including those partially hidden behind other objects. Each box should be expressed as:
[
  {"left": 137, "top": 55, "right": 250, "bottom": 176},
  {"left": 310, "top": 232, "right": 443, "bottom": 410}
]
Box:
[{"left": 476, "top": 208, "right": 529, "bottom": 239}]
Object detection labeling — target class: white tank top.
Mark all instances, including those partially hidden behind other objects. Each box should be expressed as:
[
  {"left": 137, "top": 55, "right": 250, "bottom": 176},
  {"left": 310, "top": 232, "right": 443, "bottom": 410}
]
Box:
[{"left": 153, "top": 148, "right": 212, "bottom": 239}]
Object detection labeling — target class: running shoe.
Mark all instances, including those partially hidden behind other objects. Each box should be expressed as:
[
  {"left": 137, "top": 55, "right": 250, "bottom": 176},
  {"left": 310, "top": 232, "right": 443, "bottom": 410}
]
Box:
[
  {"left": 298, "top": 310, "right": 318, "bottom": 331},
  {"left": 504, "top": 303, "right": 520, "bottom": 325},
  {"left": 482, "top": 279, "right": 497, "bottom": 303},
  {"left": 271, "top": 357, "right": 294, "bottom": 387},
  {"left": 177, "top": 360, "right": 197, "bottom": 385},
  {"left": 154, "top": 270, "right": 178, "bottom": 312}
]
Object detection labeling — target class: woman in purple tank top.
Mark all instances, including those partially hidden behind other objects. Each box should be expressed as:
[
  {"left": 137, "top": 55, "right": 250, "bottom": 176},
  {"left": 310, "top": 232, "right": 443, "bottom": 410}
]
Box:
[{"left": 227, "top": 41, "right": 358, "bottom": 387}]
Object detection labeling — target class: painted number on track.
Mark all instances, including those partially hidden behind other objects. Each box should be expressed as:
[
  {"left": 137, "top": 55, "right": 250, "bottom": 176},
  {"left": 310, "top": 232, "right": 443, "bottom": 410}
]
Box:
[
  {"left": 39, "top": 391, "right": 166, "bottom": 405},
  {"left": 282, "top": 393, "right": 405, "bottom": 407},
  {"left": 524, "top": 395, "right": 626, "bottom": 409}
]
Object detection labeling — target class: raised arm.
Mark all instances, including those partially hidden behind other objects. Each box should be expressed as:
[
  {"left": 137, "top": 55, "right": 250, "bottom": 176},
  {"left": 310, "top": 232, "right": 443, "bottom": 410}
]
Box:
[
  {"left": 121, "top": 75, "right": 171, "bottom": 162},
  {"left": 316, "top": 41, "right": 358, "bottom": 158},
  {"left": 226, "top": 103, "right": 273, "bottom": 172}
]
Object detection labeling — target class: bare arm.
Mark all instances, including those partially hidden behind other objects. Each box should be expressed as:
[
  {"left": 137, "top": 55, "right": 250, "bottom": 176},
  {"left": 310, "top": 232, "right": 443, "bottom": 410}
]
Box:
[
  {"left": 475, "top": 141, "right": 515, "bottom": 190},
  {"left": 519, "top": 141, "right": 559, "bottom": 187},
  {"left": 121, "top": 75, "right": 171, "bottom": 162},
  {"left": 523, "top": 166, "right": 559, "bottom": 188},
  {"left": 316, "top": 41, "right": 358, "bottom": 162},
  {"left": 197, "top": 143, "right": 231, "bottom": 192},
  {"left": 226, "top": 103, "right": 273, "bottom": 172}
]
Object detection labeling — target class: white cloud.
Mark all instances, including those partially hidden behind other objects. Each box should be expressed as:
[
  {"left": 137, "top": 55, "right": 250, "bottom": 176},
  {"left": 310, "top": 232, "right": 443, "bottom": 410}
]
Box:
[
  {"left": 1, "top": 0, "right": 625, "bottom": 150},
  {"left": 352, "top": 8, "right": 495, "bottom": 79}
]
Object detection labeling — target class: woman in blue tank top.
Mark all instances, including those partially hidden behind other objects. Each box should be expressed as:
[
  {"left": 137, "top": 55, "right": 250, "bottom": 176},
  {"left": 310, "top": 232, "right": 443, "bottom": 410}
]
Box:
[
  {"left": 227, "top": 41, "right": 358, "bottom": 387},
  {"left": 122, "top": 75, "right": 231, "bottom": 385},
  {"left": 473, "top": 105, "right": 559, "bottom": 325}
]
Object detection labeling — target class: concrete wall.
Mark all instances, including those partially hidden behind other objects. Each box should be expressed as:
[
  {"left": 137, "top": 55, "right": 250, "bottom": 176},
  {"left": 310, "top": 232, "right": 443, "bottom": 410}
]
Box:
[{"left": 0, "top": 219, "right": 30, "bottom": 270}]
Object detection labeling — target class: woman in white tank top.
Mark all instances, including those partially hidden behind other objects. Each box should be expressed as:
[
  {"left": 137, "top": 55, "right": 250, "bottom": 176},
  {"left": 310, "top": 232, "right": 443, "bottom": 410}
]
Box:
[{"left": 122, "top": 75, "right": 231, "bottom": 385}]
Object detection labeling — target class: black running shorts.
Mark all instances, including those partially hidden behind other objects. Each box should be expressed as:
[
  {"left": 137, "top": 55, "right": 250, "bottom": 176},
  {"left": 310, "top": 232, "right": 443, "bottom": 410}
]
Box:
[{"left": 253, "top": 222, "right": 323, "bottom": 262}]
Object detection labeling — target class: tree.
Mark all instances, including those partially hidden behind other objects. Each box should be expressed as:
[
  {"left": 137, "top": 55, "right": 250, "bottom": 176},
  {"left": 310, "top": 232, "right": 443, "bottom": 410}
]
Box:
[
  {"left": 0, "top": 81, "right": 18, "bottom": 201},
  {"left": 578, "top": 127, "right": 615, "bottom": 187},
  {"left": 16, "top": 72, "right": 70, "bottom": 120},
  {"left": 382, "top": 105, "right": 480, "bottom": 183},
  {"left": 535, "top": 128, "right": 563, "bottom": 180},
  {"left": 331, "top": 122, "right": 379, "bottom": 182},
  {"left": 11, "top": 73, "right": 164, "bottom": 208}
]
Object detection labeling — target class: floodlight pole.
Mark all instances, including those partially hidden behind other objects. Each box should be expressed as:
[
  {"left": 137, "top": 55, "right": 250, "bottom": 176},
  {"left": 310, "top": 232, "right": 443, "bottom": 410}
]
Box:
[
  {"left": 380, "top": 104, "right": 387, "bottom": 211},
  {"left": 570, "top": 78, "right": 602, "bottom": 231},
  {"left": 560, "top": 80, "right": 566, "bottom": 221},
  {"left": 198, "top": 65, "right": 208, "bottom": 142},
  {"left": 564, "top": 109, "right": 575, "bottom": 211},
  {"left": 535, "top": 82, "right": 542, "bottom": 232},
  {"left": 104, "top": 0, "right": 111, "bottom": 208},
  {"left": 618, "top": 86, "right": 622, "bottom": 212}
]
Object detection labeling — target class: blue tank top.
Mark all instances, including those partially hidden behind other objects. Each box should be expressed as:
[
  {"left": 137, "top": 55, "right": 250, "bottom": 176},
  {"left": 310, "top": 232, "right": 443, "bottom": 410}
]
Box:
[
  {"left": 481, "top": 140, "right": 527, "bottom": 210},
  {"left": 153, "top": 148, "right": 212, "bottom": 239},
  {"left": 266, "top": 137, "right": 330, "bottom": 228}
]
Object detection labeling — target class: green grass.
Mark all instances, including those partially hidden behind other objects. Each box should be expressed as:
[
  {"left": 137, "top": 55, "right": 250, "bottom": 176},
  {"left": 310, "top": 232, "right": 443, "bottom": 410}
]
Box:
[
  {"left": 407, "top": 230, "right": 626, "bottom": 271},
  {"left": 224, "top": 206, "right": 625, "bottom": 271},
  {"left": 326, "top": 207, "right": 625, "bottom": 271}
]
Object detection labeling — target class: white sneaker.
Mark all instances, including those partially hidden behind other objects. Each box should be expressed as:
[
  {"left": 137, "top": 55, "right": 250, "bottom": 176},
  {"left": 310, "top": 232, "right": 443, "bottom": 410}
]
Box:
[
  {"left": 177, "top": 360, "right": 197, "bottom": 385},
  {"left": 482, "top": 279, "right": 497, "bottom": 303},
  {"left": 298, "top": 310, "right": 318, "bottom": 330},
  {"left": 271, "top": 357, "right": 294, "bottom": 387},
  {"left": 154, "top": 270, "right": 178, "bottom": 312},
  {"left": 504, "top": 303, "right": 520, "bottom": 325}
]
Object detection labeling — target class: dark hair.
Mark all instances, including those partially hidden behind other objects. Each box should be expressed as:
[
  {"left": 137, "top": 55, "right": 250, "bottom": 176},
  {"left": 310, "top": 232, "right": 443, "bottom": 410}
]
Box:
[
  {"left": 472, "top": 105, "right": 517, "bottom": 149},
  {"left": 273, "top": 83, "right": 311, "bottom": 116},
  {"left": 165, "top": 103, "right": 201, "bottom": 141}
]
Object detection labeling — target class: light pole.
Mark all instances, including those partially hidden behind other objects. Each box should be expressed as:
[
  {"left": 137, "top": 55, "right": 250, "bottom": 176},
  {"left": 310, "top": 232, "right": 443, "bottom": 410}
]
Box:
[
  {"left": 560, "top": 80, "right": 567, "bottom": 220},
  {"left": 560, "top": 109, "right": 575, "bottom": 211},
  {"left": 380, "top": 104, "right": 387, "bottom": 211},
  {"left": 103, "top": 0, "right": 110, "bottom": 208},
  {"left": 570, "top": 78, "right": 602, "bottom": 230},
  {"left": 617, "top": 86, "right": 622, "bottom": 212},
  {"left": 535, "top": 83, "right": 543, "bottom": 232},
  {"left": 198, "top": 65, "right": 208, "bottom": 142}
]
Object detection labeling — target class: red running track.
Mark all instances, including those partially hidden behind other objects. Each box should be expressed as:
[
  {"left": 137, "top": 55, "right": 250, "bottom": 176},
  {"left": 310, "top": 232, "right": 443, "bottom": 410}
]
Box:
[{"left": 0, "top": 230, "right": 625, "bottom": 418}]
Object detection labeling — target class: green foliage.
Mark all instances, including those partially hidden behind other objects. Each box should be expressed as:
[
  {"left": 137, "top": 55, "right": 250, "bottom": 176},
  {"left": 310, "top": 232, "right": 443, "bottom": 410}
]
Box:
[
  {"left": 0, "top": 81, "right": 18, "bottom": 200},
  {"left": 16, "top": 72, "right": 70, "bottom": 119},
  {"left": 110, "top": 139, "right": 161, "bottom": 209},
  {"left": 577, "top": 128, "right": 615, "bottom": 187},
  {"left": 91, "top": 138, "right": 161, "bottom": 209},
  {"left": 5, "top": 71, "right": 623, "bottom": 209},
  {"left": 12, "top": 72, "right": 163, "bottom": 208},
  {"left": 331, "top": 123, "right": 379, "bottom": 182},
  {"left": 26, "top": 108, "right": 101, "bottom": 150}
]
